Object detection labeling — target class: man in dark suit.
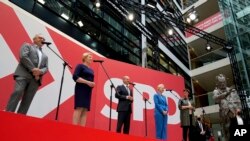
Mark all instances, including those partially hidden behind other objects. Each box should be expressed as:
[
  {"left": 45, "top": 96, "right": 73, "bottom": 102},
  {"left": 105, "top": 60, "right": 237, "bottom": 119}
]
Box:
[
  {"left": 6, "top": 34, "right": 48, "bottom": 115},
  {"left": 229, "top": 108, "right": 244, "bottom": 141},
  {"left": 194, "top": 115, "right": 206, "bottom": 141},
  {"left": 230, "top": 108, "right": 244, "bottom": 126},
  {"left": 115, "top": 76, "right": 133, "bottom": 134}
]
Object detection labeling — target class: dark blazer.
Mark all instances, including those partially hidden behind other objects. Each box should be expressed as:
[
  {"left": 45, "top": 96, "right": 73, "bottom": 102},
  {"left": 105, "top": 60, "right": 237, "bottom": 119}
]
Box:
[
  {"left": 194, "top": 121, "right": 206, "bottom": 141},
  {"left": 115, "top": 85, "right": 133, "bottom": 112},
  {"left": 230, "top": 116, "right": 244, "bottom": 127},
  {"left": 229, "top": 116, "right": 244, "bottom": 141}
]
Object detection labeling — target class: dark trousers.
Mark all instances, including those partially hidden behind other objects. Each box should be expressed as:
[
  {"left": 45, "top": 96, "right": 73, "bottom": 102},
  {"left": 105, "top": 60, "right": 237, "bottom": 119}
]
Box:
[
  {"left": 182, "top": 115, "right": 194, "bottom": 141},
  {"left": 116, "top": 111, "right": 131, "bottom": 134},
  {"left": 182, "top": 126, "right": 192, "bottom": 141}
]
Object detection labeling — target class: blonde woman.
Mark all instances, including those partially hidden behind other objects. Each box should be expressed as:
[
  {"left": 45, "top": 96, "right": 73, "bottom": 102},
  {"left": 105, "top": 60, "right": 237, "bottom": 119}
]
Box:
[
  {"left": 72, "top": 52, "right": 95, "bottom": 126},
  {"left": 153, "top": 84, "right": 168, "bottom": 140}
]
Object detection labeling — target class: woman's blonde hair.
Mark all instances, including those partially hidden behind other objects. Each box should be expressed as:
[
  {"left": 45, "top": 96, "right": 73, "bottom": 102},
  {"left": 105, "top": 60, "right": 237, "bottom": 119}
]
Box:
[{"left": 82, "top": 52, "right": 92, "bottom": 63}]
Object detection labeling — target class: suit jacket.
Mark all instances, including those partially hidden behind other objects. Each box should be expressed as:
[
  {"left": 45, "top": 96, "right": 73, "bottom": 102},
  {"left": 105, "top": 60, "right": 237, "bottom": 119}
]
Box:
[
  {"left": 194, "top": 121, "right": 206, "bottom": 141},
  {"left": 154, "top": 93, "right": 168, "bottom": 116},
  {"left": 230, "top": 116, "right": 244, "bottom": 127},
  {"left": 115, "top": 85, "right": 133, "bottom": 112},
  {"left": 14, "top": 43, "right": 48, "bottom": 85},
  {"left": 154, "top": 93, "right": 168, "bottom": 140},
  {"left": 194, "top": 121, "right": 205, "bottom": 133}
]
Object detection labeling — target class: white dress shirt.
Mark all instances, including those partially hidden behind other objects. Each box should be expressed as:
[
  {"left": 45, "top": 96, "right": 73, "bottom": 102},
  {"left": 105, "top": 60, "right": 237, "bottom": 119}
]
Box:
[
  {"left": 236, "top": 115, "right": 244, "bottom": 125},
  {"left": 124, "top": 84, "right": 130, "bottom": 95},
  {"left": 36, "top": 47, "right": 42, "bottom": 68}
]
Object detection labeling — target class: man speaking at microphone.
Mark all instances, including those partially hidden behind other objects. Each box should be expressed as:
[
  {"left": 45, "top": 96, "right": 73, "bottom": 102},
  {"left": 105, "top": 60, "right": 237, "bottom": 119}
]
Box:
[
  {"left": 115, "top": 76, "right": 133, "bottom": 134},
  {"left": 6, "top": 34, "right": 48, "bottom": 115}
]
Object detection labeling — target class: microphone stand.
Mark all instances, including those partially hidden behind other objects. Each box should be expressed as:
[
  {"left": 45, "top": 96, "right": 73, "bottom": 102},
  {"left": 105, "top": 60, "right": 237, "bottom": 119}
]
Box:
[
  {"left": 45, "top": 44, "right": 72, "bottom": 120},
  {"left": 161, "top": 90, "right": 178, "bottom": 139},
  {"left": 131, "top": 84, "right": 151, "bottom": 137},
  {"left": 95, "top": 61, "right": 116, "bottom": 131},
  {"left": 201, "top": 107, "right": 206, "bottom": 117},
  {"left": 166, "top": 90, "right": 181, "bottom": 102},
  {"left": 201, "top": 106, "right": 209, "bottom": 125}
]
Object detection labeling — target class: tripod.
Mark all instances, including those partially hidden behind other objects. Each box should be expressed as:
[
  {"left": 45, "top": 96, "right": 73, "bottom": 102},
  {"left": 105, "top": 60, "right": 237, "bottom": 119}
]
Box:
[
  {"left": 131, "top": 84, "right": 151, "bottom": 136},
  {"left": 45, "top": 44, "right": 72, "bottom": 120},
  {"left": 95, "top": 61, "right": 116, "bottom": 131}
]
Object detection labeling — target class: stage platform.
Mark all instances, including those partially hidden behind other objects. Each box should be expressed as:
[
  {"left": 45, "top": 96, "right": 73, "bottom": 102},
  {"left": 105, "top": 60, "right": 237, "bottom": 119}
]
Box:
[{"left": 0, "top": 111, "right": 158, "bottom": 141}]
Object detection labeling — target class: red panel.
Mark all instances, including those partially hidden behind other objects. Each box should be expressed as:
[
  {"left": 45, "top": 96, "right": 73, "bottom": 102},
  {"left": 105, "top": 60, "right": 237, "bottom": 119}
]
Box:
[{"left": 0, "top": 2, "right": 32, "bottom": 59}]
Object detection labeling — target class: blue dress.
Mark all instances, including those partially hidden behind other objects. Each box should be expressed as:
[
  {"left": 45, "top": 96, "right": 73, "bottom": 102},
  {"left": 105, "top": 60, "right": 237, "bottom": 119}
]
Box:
[
  {"left": 154, "top": 93, "right": 168, "bottom": 140},
  {"left": 72, "top": 64, "right": 94, "bottom": 111}
]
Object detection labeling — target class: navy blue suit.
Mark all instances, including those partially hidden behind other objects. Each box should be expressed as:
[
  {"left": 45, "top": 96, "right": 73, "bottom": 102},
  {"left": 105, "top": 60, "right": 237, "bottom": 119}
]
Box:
[
  {"left": 115, "top": 85, "right": 133, "bottom": 134},
  {"left": 154, "top": 93, "right": 168, "bottom": 140}
]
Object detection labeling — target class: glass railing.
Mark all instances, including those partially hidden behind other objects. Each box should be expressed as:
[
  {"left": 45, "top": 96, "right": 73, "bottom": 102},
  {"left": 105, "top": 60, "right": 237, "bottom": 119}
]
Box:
[
  {"left": 191, "top": 47, "right": 228, "bottom": 69},
  {"left": 195, "top": 89, "right": 250, "bottom": 109},
  {"left": 194, "top": 91, "right": 216, "bottom": 108}
]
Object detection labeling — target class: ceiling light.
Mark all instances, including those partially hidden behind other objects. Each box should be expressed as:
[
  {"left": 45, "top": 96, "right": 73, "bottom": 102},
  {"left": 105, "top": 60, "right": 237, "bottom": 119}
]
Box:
[
  {"left": 38, "top": 0, "right": 45, "bottom": 5},
  {"left": 146, "top": 0, "right": 157, "bottom": 9},
  {"left": 189, "top": 11, "right": 197, "bottom": 21},
  {"left": 168, "top": 29, "right": 173, "bottom": 35},
  {"left": 128, "top": 13, "right": 134, "bottom": 21},
  {"left": 186, "top": 17, "right": 191, "bottom": 23},
  {"left": 77, "top": 21, "right": 84, "bottom": 27},
  {"left": 206, "top": 42, "right": 212, "bottom": 51},
  {"left": 95, "top": 0, "right": 101, "bottom": 8},
  {"left": 61, "top": 13, "right": 69, "bottom": 20}
]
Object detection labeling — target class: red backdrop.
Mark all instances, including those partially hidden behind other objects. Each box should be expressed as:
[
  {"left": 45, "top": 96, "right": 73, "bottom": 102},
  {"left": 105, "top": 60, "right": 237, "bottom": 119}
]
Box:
[{"left": 0, "top": 1, "right": 184, "bottom": 140}]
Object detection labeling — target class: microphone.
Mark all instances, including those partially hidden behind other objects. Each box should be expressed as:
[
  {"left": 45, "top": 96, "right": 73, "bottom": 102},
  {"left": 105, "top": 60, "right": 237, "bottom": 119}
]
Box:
[
  {"left": 129, "top": 82, "right": 135, "bottom": 86},
  {"left": 165, "top": 89, "right": 173, "bottom": 92},
  {"left": 42, "top": 41, "right": 52, "bottom": 45},
  {"left": 93, "top": 60, "right": 104, "bottom": 63}
]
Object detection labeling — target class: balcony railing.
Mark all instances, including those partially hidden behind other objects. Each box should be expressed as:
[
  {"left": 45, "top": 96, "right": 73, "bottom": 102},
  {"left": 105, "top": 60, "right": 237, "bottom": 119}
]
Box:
[
  {"left": 194, "top": 91, "right": 215, "bottom": 108},
  {"left": 191, "top": 47, "right": 228, "bottom": 69}
]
